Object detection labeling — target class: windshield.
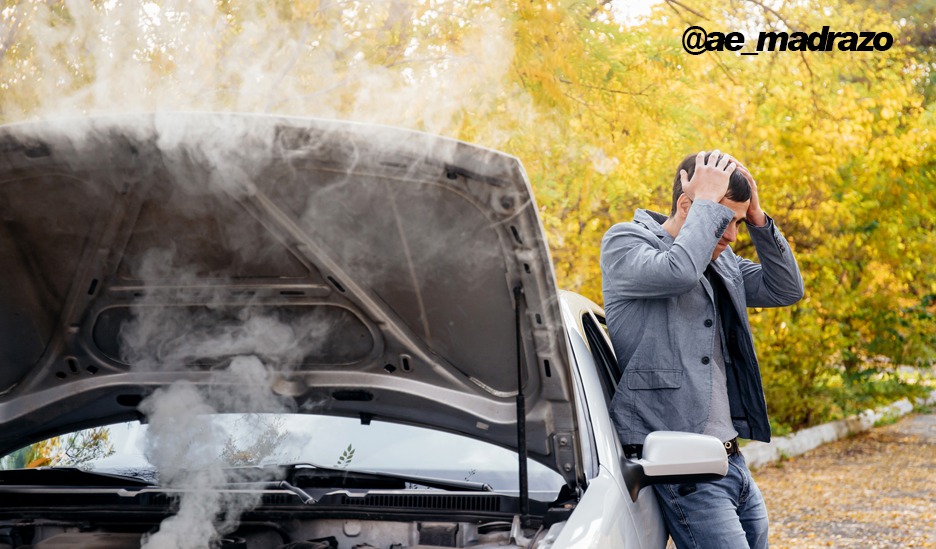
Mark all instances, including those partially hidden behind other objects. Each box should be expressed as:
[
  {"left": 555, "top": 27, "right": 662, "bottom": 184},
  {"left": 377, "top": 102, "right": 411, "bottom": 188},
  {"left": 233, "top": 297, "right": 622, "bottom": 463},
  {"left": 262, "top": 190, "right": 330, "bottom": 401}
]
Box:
[{"left": 1, "top": 414, "right": 565, "bottom": 500}]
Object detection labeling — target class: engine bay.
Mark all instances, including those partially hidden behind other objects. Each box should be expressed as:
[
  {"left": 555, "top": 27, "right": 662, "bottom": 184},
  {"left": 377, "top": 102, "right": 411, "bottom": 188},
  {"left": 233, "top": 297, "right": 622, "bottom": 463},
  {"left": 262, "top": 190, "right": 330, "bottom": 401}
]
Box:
[{"left": 1, "top": 516, "right": 564, "bottom": 549}]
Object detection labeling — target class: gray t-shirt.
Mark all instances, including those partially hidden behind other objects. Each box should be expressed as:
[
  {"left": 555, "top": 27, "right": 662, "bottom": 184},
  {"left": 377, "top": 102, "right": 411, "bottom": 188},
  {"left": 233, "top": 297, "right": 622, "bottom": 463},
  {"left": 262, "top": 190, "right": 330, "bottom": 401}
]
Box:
[{"left": 703, "top": 271, "right": 739, "bottom": 443}]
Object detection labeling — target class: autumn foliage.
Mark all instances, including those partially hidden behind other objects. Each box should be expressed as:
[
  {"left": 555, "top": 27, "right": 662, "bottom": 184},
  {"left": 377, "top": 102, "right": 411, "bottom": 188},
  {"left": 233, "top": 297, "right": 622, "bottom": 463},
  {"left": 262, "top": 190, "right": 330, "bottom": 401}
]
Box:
[{"left": 0, "top": 0, "right": 933, "bottom": 434}]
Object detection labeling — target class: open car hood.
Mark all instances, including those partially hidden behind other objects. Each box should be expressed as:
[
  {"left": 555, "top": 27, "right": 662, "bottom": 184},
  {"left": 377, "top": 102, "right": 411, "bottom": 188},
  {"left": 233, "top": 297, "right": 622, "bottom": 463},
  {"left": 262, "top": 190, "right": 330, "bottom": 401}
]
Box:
[{"left": 0, "top": 113, "right": 580, "bottom": 485}]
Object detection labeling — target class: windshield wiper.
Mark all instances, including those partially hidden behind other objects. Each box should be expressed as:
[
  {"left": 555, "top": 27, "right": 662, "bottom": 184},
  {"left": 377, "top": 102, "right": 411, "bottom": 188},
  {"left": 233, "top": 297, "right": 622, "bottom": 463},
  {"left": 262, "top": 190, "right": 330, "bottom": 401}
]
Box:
[
  {"left": 0, "top": 467, "right": 154, "bottom": 487},
  {"left": 275, "top": 462, "right": 493, "bottom": 492},
  {"left": 223, "top": 479, "right": 316, "bottom": 503}
]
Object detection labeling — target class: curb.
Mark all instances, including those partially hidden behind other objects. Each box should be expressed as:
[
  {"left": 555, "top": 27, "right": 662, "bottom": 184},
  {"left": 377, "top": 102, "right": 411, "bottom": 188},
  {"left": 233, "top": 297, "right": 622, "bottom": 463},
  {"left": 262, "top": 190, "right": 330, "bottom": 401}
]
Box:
[{"left": 744, "top": 389, "right": 936, "bottom": 469}]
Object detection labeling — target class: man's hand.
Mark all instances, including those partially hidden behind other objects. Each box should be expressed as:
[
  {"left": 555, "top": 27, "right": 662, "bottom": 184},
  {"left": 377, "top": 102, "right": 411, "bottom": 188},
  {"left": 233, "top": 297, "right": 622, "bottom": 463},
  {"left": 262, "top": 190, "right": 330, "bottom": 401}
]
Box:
[
  {"left": 680, "top": 150, "right": 737, "bottom": 203},
  {"left": 736, "top": 164, "right": 767, "bottom": 227}
]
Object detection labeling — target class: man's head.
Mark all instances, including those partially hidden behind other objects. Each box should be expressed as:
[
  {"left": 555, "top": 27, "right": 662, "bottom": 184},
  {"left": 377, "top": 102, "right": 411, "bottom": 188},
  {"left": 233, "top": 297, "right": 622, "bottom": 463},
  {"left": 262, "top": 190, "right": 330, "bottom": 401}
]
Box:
[
  {"left": 668, "top": 151, "right": 752, "bottom": 261},
  {"left": 670, "top": 152, "right": 751, "bottom": 216}
]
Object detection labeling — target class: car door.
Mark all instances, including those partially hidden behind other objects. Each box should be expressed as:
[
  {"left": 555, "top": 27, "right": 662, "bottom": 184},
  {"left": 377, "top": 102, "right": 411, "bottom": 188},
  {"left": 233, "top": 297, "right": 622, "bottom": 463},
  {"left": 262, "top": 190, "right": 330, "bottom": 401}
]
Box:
[{"left": 551, "top": 291, "right": 668, "bottom": 549}]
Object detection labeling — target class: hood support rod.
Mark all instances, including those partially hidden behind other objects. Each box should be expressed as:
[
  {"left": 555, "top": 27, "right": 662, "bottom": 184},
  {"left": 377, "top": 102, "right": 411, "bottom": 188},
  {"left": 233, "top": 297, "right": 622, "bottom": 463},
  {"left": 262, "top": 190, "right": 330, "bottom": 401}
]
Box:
[{"left": 513, "top": 284, "right": 530, "bottom": 525}]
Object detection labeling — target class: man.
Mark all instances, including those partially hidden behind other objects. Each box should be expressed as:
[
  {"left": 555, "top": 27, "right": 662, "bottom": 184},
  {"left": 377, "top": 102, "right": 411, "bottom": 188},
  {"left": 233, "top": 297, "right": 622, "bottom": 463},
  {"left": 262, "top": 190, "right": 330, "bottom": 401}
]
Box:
[{"left": 600, "top": 151, "right": 804, "bottom": 548}]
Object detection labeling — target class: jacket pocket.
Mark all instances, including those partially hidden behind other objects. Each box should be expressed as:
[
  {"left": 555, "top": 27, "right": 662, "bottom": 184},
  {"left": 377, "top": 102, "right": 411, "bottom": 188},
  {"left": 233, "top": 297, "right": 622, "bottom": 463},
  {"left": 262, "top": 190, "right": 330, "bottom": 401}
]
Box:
[{"left": 626, "top": 369, "right": 682, "bottom": 390}]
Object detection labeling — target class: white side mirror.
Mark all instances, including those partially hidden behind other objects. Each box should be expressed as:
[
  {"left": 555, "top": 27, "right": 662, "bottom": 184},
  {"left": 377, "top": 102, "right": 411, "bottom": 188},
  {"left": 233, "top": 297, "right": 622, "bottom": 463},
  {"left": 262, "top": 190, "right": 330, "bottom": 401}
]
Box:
[{"left": 622, "top": 431, "right": 729, "bottom": 502}]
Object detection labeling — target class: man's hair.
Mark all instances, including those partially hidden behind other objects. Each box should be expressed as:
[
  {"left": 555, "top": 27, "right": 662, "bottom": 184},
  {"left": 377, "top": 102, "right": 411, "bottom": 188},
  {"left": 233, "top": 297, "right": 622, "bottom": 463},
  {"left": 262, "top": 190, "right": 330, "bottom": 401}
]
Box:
[{"left": 670, "top": 152, "right": 751, "bottom": 216}]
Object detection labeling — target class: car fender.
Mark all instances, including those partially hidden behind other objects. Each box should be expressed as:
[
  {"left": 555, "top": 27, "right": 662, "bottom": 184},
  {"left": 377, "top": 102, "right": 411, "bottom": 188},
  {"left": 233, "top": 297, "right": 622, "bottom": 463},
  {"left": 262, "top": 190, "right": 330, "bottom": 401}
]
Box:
[{"left": 549, "top": 464, "right": 666, "bottom": 548}]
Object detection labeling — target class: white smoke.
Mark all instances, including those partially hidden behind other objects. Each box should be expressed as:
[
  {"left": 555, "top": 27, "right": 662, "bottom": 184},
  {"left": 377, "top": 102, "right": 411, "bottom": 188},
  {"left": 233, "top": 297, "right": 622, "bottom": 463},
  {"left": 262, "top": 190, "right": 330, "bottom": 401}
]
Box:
[
  {"left": 1, "top": 1, "right": 524, "bottom": 545},
  {"left": 138, "top": 381, "right": 230, "bottom": 549},
  {"left": 0, "top": 0, "right": 516, "bottom": 142},
  {"left": 138, "top": 357, "right": 286, "bottom": 549},
  {"left": 118, "top": 287, "right": 337, "bottom": 373},
  {"left": 118, "top": 246, "right": 336, "bottom": 546}
]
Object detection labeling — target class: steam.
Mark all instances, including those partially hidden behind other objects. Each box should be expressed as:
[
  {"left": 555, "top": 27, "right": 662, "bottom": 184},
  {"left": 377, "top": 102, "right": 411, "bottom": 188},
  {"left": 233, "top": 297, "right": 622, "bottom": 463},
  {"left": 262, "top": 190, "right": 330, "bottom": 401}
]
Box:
[
  {"left": 2, "top": 1, "right": 526, "bottom": 545},
  {"left": 138, "top": 381, "right": 237, "bottom": 549},
  {"left": 120, "top": 258, "right": 331, "bottom": 547},
  {"left": 138, "top": 358, "right": 285, "bottom": 549},
  {"left": 0, "top": 0, "right": 515, "bottom": 142},
  {"left": 118, "top": 235, "right": 343, "bottom": 545},
  {"left": 122, "top": 290, "right": 296, "bottom": 548},
  {"left": 119, "top": 286, "right": 338, "bottom": 373},
  {"left": 93, "top": 111, "right": 515, "bottom": 549}
]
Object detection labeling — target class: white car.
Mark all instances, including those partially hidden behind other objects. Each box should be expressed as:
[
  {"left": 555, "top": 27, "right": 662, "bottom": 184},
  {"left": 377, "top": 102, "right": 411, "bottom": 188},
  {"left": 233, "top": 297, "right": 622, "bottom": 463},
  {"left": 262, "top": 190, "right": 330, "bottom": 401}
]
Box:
[{"left": 0, "top": 114, "right": 727, "bottom": 549}]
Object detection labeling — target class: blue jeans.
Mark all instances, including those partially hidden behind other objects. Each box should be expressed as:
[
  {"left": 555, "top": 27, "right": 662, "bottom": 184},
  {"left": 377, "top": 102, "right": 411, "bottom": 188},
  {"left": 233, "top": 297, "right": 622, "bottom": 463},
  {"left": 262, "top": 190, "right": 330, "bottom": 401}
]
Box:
[{"left": 652, "top": 453, "right": 769, "bottom": 549}]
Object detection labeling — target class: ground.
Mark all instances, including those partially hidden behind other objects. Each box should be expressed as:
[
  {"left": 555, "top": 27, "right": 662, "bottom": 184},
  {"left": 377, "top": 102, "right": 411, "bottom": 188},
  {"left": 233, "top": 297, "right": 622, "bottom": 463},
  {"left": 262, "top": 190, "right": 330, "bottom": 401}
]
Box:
[{"left": 753, "top": 413, "right": 936, "bottom": 548}]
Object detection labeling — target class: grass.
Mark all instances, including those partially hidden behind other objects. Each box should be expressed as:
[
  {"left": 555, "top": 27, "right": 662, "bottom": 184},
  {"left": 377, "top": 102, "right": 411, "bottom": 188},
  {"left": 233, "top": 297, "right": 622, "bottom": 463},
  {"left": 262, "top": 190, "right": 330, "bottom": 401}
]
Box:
[
  {"left": 769, "top": 365, "right": 934, "bottom": 436},
  {"left": 872, "top": 409, "right": 906, "bottom": 428},
  {"left": 914, "top": 401, "right": 935, "bottom": 415}
]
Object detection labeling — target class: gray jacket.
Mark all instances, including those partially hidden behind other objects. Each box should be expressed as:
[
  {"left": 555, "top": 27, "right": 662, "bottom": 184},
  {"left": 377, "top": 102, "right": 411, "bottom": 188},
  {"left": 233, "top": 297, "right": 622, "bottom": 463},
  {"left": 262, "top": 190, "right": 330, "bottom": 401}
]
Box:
[{"left": 600, "top": 200, "right": 804, "bottom": 444}]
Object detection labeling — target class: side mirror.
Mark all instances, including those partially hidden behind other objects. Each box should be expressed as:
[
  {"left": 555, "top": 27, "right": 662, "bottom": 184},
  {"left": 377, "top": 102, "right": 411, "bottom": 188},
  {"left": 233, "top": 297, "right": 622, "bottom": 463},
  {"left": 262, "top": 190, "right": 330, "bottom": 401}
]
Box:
[{"left": 621, "top": 431, "right": 729, "bottom": 502}]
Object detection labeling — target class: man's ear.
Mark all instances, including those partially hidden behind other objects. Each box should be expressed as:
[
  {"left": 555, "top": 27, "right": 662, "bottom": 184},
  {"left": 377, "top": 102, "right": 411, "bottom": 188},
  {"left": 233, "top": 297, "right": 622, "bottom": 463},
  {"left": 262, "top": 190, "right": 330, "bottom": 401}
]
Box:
[{"left": 676, "top": 193, "right": 692, "bottom": 218}]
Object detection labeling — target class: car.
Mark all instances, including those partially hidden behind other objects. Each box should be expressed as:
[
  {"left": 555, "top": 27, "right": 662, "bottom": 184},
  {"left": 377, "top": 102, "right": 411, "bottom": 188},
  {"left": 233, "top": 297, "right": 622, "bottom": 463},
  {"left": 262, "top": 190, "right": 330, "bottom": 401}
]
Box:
[{"left": 0, "top": 113, "right": 728, "bottom": 549}]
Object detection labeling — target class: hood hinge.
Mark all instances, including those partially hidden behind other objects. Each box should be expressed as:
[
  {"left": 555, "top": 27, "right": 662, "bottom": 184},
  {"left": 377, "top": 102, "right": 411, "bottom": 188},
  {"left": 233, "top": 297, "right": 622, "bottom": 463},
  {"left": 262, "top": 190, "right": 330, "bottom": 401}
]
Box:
[{"left": 552, "top": 431, "right": 578, "bottom": 481}]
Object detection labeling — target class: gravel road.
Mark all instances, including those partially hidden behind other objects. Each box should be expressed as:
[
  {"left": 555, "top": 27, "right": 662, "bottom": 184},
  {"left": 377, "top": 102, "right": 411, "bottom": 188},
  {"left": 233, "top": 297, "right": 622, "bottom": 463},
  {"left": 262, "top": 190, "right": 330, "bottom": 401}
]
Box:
[{"left": 753, "top": 413, "right": 936, "bottom": 548}]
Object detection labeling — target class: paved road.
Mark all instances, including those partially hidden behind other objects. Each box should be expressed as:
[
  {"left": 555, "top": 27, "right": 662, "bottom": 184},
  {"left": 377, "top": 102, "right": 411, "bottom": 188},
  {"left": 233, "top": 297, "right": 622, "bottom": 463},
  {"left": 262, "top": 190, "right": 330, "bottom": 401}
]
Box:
[{"left": 753, "top": 413, "right": 936, "bottom": 548}]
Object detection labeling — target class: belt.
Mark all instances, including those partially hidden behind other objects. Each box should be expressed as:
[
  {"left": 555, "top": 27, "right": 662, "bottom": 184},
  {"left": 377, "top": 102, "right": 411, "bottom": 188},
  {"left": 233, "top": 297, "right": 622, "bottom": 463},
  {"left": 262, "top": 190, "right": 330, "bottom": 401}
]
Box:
[
  {"left": 723, "top": 437, "right": 740, "bottom": 456},
  {"left": 624, "top": 437, "right": 740, "bottom": 459}
]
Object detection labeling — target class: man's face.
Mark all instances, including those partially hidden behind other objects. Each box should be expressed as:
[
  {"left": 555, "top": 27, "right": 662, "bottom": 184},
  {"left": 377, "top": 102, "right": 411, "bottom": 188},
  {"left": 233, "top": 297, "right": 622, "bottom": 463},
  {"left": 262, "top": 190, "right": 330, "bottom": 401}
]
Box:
[{"left": 713, "top": 198, "right": 750, "bottom": 260}]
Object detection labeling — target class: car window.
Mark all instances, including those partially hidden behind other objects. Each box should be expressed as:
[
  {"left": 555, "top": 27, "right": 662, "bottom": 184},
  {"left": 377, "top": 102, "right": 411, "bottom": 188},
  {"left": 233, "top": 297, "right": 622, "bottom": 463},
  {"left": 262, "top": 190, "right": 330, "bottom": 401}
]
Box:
[
  {"left": 1, "top": 414, "right": 566, "bottom": 501},
  {"left": 582, "top": 312, "right": 621, "bottom": 403}
]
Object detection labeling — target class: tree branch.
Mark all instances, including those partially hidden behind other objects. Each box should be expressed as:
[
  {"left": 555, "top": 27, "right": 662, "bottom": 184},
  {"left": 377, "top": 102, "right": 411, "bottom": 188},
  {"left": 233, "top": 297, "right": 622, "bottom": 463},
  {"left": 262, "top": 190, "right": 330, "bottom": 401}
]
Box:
[
  {"left": 558, "top": 77, "right": 651, "bottom": 96},
  {"left": 664, "top": 0, "right": 706, "bottom": 20},
  {"left": 586, "top": 0, "right": 615, "bottom": 21}
]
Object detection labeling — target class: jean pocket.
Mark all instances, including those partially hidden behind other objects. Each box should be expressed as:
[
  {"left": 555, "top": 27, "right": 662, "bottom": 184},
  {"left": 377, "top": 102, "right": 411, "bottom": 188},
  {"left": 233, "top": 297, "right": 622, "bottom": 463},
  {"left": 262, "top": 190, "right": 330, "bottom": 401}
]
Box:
[{"left": 626, "top": 368, "right": 682, "bottom": 390}]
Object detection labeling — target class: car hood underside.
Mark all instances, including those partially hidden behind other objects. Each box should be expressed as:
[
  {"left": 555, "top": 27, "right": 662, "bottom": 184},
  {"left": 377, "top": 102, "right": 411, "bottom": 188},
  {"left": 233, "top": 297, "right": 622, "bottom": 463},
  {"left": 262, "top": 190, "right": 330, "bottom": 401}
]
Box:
[{"left": 0, "top": 113, "right": 580, "bottom": 485}]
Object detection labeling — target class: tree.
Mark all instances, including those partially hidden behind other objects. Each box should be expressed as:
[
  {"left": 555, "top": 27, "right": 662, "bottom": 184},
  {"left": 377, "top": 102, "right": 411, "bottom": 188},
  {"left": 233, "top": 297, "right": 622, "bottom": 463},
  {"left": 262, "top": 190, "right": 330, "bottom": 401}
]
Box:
[
  {"left": 0, "top": 0, "right": 931, "bottom": 433},
  {"left": 220, "top": 415, "right": 288, "bottom": 467},
  {"left": 0, "top": 427, "right": 114, "bottom": 470}
]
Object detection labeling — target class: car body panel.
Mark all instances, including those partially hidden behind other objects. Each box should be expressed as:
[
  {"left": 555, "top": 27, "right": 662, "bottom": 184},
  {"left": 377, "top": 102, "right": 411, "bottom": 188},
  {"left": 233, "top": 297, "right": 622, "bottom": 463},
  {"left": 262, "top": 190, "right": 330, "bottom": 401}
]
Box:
[{"left": 558, "top": 291, "right": 667, "bottom": 548}]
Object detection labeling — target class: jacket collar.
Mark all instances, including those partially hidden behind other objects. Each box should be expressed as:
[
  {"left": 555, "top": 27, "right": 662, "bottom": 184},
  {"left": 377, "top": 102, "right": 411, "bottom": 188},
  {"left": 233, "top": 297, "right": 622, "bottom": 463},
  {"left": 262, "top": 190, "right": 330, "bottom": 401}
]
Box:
[
  {"left": 633, "top": 208, "right": 741, "bottom": 284},
  {"left": 633, "top": 209, "right": 673, "bottom": 244}
]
